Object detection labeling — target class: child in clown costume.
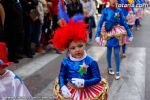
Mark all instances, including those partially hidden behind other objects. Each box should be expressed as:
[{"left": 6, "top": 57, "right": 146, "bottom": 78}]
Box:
[
  {"left": 134, "top": 0, "right": 144, "bottom": 30},
  {"left": 118, "top": 0, "right": 133, "bottom": 57},
  {"left": 126, "top": 10, "right": 136, "bottom": 30},
  {"left": 135, "top": 7, "right": 143, "bottom": 30},
  {"left": 52, "top": 20, "right": 108, "bottom": 100},
  {"left": 95, "top": 0, "right": 133, "bottom": 79},
  {"left": 52, "top": 1, "right": 108, "bottom": 99},
  {"left": 0, "top": 42, "right": 32, "bottom": 100}
]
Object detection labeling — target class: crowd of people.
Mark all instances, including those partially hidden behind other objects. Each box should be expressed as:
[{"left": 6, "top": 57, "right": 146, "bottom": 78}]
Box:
[
  {"left": 0, "top": 0, "right": 60, "bottom": 63},
  {"left": 0, "top": 0, "right": 103, "bottom": 64},
  {"left": 0, "top": 0, "right": 147, "bottom": 63}
]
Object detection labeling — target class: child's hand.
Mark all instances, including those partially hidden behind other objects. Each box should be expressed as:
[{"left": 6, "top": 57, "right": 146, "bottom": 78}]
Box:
[
  {"left": 71, "top": 78, "right": 84, "bottom": 88},
  {"left": 129, "top": 36, "right": 134, "bottom": 42},
  {"left": 61, "top": 85, "right": 71, "bottom": 98},
  {"left": 95, "top": 37, "right": 101, "bottom": 45}
]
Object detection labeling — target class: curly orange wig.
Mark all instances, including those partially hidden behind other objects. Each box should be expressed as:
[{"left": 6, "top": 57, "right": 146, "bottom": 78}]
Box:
[{"left": 49, "top": 20, "right": 88, "bottom": 51}]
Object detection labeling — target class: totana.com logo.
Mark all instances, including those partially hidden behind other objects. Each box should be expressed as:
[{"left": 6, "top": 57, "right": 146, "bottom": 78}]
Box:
[{"left": 116, "top": 3, "right": 149, "bottom": 8}]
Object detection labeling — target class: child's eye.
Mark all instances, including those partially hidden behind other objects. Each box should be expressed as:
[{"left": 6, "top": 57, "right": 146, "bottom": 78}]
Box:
[
  {"left": 78, "top": 44, "right": 83, "bottom": 48},
  {"left": 69, "top": 47, "right": 75, "bottom": 50}
]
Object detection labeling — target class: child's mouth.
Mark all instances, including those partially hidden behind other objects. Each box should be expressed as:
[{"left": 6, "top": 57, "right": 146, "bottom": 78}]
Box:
[{"left": 76, "top": 53, "right": 82, "bottom": 57}]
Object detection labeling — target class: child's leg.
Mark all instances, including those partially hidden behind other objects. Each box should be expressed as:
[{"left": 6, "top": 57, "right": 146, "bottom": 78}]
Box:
[
  {"left": 88, "top": 17, "right": 93, "bottom": 40},
  {"left": 139, "top": 19, "right": 141, "bottom": 26},
  {"left": 131, "top": 25, "right": 133, "bottom": 30},
  {"left": 122, "top": 44, "right": 126, "bottom": 54},
  {"left": 114, "top": 46, "right": 120, "bottom": 73},
  {"left": 107, "top": 47, "right": 112, "bottom": 69},
  {"left": 128, "top": 25, "right": 131, "bottom": 29},
  {"left": 135, "top": 19, "right": 140, "bottom": 28},
  {"left": 128, "top": 25, "right": 133, "bottom": 30}
]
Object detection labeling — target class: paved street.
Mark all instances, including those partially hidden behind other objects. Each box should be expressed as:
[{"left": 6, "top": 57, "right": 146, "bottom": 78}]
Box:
[
  {"left": 7, "top": 8, "right": 150, "bottom": 100},
  {"left": 129, "top": 8, "right": 150, "bottom": 100}
]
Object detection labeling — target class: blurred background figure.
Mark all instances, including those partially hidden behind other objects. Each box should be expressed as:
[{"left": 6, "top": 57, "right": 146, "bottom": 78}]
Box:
[
  {"left": 32, "top": 0, "right": 46, "bottom": 53},
  {"left": 80, "top": 0, "right": 97, "bottom": 41},
  {"left": 96, "top": 0, "right": 107, "bottom": 14},
  {"left": 2, "top": 0, "right": 24, "bottom": 63},
  {"left": 126, "top": 10, "right": 136, "bottom": 30},
  {"left": 20, "top": 0, "right": 38, "bottom": 58},
  {"left": 0, "top": 0, "right": 5, "bottom": 42},
  {"left": 47, "top": 0, "right": 62, "bottom": 54},
  {"left": 66, "top": 0, "right": 83, "bottom": 18}
]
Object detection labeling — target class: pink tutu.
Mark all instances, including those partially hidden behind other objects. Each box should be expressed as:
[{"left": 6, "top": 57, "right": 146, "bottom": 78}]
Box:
[
  {"left": 99, "top": 25, "right": 130, "bottom": 46},
  {"left": 54, "top": 78, "right": 108, "bottom": 100}
]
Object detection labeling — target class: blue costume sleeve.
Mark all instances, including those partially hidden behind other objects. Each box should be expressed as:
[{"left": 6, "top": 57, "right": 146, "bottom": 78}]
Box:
[
  {"left": 120, "top": 11, "right": 133, "bottom": 37},
  {"left": 84, "top": 61, "right": 101, "bottom": 87},
  {"left": 59, "top": 61, "right": 68, "bottom": 88},
  {"left": 95, "top": 9, "right": 106, "bottom": 37}
]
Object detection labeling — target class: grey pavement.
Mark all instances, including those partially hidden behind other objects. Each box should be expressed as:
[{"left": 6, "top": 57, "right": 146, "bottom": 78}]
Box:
[
  {"left": 129, "top": 8, "right": 150, "bottom": 100},
  {"left": 109, "top": 8, "right": 150, "bottom": 100},
  {"left": 108, "top": 47, "right": 146, "bottom": 100}
]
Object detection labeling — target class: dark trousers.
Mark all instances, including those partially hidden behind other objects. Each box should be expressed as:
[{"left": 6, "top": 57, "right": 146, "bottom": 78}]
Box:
[
  {"left": 23, "top": 16, "right": 33, "bottom": 55},
  {"left": 135, "top": 19, "right": 140, "bottom": 27},
  {"left": 32, "top": 19, "right": 41, "bottom": 48},
  {"left": 52, "top": 15, "right": 58, "bottom": 31},
  {"left": 6, "top": 31, "right": 24, "bottom": 60},
  {"left": 0, "top": 30, "right": 5, "bottom": 42},
  {"left": 85, "top": 16, "right": 95, "bottom": 39}
]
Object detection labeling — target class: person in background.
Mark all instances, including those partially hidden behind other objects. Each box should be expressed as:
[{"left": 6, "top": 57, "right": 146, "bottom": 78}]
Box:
[
  {"left": 32, "top": 0, "right": 46, "bottom": 53},
  {"left": 40, "top": 0, "right": 53, "bottom": 50},
  {"left": 118, "top": 0, "right": 132, "bottom": 58},
  {"left": 66, "top": 0, "right": 83, "bottom": 18},
  {"left": 20, "top": 0, "right": 38, "bottom": 58},
  {"left": 135, "top": 7, "right": 142, "bottom": 30},
  {"left": 0, "top": 1, "right": 5, "bottom": 42},
  {"left": 126, "top": 10, "right": 136, "bottom": 30},
  {"left": 80, "top": 0, "right": 97, "bottom": 41},
  {"left": 95, "top": 0, "right": 133, "bottom": 80},
  {"left": 47, "top": 0, "right": 62, "bottom": 54},
  {"left": 2, "top": 0, "right": 25, "bottom": 63},
  {"left": 49, "top": 0, "right": 59, "bottom": 30}
]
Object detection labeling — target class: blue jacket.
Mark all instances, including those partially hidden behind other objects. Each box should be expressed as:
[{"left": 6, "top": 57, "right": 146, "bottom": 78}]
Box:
[
  {"left": 96, "top": 7, "right": 132, "bottom": 37},
  {"left": 59, "top": 55, "right": 101, "bottom": 88}
]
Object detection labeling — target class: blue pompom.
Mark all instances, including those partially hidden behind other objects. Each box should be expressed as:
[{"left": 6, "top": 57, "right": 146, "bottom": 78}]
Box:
[
  {"left": 58, "top": 0, "right": 69, "bottom": 23},
  {"left": 72, "top": 14, "right": 84, "bottom": 22}
]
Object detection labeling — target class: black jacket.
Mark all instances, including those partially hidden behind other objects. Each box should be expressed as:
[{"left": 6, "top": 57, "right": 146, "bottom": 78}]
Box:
[
  {"left": 1, "top": 0, "right": 24, "bottom": 33},
  {"left": 66, "top": 2, "right": 83, "bottom": 18}
]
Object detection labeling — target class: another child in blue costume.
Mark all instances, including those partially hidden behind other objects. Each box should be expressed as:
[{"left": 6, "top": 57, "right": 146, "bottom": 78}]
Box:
[
  {"left": 95, "top": 0, "right": 133, "bottom": 79},
  {"left": 118, "top": 0, "right": 133, "bottom": 57},
  {"left": 52, "top": 17, "right": 108, "bottom": 100}
]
